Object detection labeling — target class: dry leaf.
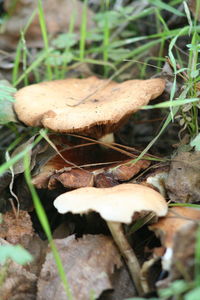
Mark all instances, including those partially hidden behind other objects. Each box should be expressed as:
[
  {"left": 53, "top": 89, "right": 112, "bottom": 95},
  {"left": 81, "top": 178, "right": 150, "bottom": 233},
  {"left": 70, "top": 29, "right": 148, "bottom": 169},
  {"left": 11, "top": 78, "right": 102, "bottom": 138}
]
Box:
[
  {"left": 111, "top": 159, "right": 150, "bottom": 181},
  {"left": 0, "top": 210, "right": 34, "bottom": 247},
  {"left": 48, "top": 168, "right": 94, "bottom": 189},
  {"left": 149, "top": 207, "right": 200, "bottom": 274},
  {"left": 149, "top": 206, "right": 200, "bottom": 249},
  {"left": 169, "top": 222, "right": 197, "bottom": 281},
  {"left": 95, "top": 173, "right": 119, "bottom": 188},
  {"left": 37, "top": 235, "right": 122, "bottom": 300},
  {"left": 25, "top": 235, "right": 48, "bottom": 276},
  {"left": 98, "top": 266, "right": 136, "bottom": 300},
  {"left": 166, "top": 151, "right": 200, "bottom": 203}
]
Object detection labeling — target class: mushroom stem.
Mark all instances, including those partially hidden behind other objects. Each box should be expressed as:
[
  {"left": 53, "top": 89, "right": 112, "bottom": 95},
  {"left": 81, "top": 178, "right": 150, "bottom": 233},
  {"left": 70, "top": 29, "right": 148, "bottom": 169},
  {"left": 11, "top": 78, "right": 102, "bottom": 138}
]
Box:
[
  {"left": 106, "top": 221, "right": 144, "bottom": 296},
  {"left": 99, "top": 133, "right": 114, "bottom": 144}
]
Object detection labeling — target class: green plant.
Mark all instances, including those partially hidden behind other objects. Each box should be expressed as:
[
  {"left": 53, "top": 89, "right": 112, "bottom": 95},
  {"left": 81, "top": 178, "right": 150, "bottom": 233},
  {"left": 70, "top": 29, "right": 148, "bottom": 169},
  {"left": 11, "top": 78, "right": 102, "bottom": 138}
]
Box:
[
  {"left": 0, "top": 244, "right": 33, "bottom": 288},
  {"left": 0, "top": 81, "right": 16, "bottom": 124},
  {"left": 23, "top": 152, "right": 73, "bottom": 300},
  {"left": 0, "top": 244, "right": 33, "bottom": 265}
]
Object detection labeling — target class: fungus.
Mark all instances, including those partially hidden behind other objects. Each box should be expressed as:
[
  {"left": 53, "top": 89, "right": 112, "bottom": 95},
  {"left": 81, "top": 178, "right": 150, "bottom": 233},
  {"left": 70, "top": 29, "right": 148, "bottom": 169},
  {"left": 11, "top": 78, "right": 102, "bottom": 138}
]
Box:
[
  {"left": 14, "top": 76, "right": 165, "bottom": 138},
  {"left": 53, "top": 183, "right": 168, "bottom": 295}
]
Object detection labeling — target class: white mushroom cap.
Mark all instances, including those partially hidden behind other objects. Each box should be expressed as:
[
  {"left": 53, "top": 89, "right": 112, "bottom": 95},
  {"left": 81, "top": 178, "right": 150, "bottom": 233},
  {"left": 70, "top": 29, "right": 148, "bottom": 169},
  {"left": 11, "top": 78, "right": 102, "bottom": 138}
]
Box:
[
  {"left": 54, "top": 183, "right": 168, "bottom": 223},
  {"left": 14, "top": 77, "right": 165, "bottom": 137}
]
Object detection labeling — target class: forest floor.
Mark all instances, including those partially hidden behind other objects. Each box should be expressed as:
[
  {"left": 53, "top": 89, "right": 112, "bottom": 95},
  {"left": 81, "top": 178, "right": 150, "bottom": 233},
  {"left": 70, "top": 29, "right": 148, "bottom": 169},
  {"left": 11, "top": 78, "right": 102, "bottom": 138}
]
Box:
[{"left": 0, "top": 1, "right": 200, "bottom": 300}]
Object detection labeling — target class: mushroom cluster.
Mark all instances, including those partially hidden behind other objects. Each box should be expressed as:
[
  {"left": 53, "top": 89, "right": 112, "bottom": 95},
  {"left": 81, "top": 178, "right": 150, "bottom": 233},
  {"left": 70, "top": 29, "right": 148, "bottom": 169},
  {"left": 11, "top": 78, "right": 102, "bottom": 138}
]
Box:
[{"left": 13, "top": 76, "right": 167, "bottom": 296}]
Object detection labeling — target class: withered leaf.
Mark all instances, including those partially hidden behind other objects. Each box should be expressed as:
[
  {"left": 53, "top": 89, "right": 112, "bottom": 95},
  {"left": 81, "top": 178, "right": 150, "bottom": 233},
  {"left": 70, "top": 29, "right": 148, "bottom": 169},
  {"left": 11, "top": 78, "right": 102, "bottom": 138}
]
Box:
[
  {"left": 95, "top": 173, "right": 119, "bottom": 188},
  {"left": 37, "top": 235, "right": 122, "bottom": 300},
  {"left": 25, "top": 235, "right": 48, "bottom": 277},
  {"left": 0, "top": 210, "right": 34, "bottom": 247},
  {"left": 48, "top": 168, "right": 94, "bottom": 190},
  {"left": 149, "top": 206, "right": 200, "bottom": 249},
  {"left": 166, "top": 151, "right": 200, "bottom": 203},
  {"left": 170, "top": 222, "right": 197, "bottom": 282},
  {"left": 110, "top": 159, "right": 151, "bottom": 181}
]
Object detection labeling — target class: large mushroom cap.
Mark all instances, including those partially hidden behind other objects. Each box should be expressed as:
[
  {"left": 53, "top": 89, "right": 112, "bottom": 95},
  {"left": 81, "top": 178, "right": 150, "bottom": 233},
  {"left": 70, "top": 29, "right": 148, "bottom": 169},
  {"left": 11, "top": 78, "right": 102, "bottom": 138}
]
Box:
[
  {"left": 14, "top": 77, "right": 165, "bottom": 137},
  {"left": 53, "top": 183, "right": 168, "bottom": 223}
]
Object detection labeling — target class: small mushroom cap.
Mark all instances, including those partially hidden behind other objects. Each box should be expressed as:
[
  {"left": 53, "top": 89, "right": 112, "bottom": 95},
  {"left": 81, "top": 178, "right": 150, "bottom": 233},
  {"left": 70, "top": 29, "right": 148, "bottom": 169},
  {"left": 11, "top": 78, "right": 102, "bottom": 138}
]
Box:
[
  {"left": 14, "top": 77, "right": 165, "bottom": 137},
  {"left": 53, "top": 183, "right": 168, "bottom": 223}
]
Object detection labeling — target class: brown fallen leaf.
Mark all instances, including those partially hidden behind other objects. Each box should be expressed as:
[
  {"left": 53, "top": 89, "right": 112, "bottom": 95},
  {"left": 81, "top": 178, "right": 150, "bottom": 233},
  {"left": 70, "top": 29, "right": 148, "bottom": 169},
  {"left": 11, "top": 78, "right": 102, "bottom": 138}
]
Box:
[
  {"left": 98, "top": 266, "right": 136, "bottom": 300},
  {"left": 155, "top": 222, "right": 198, "bottom": 289},
  {"left": 149, "top": 206, "right": 200, "bottom": 249},
  {"left": 48, "top": 168, "right": 94, "bottom": 189},
  {"left": 149, "top": 206, "right": 200, "bottom": 273},
  {"left": 166, "top": 151, "right": 200, "bottom": 203},
  {"left": 25, "top": 235, "right": 48, "bottom": 277},
  {"left": 37, "top": 234, "right": 122, "bottom": 300},
  {"left": 0, "top": 210, "right": 34, "bottom": 247},
  {"left": 1, "top": 0, "right": 94, "bottom": 49},
  {"left": 169, "top": 222, "right": 198, "bottom": 282},
  {"left": 95, "top": 172, "right": 119, "bottom": 188},
  {"left": 110, "top": 159, "right": 151, "bottom": 181}
]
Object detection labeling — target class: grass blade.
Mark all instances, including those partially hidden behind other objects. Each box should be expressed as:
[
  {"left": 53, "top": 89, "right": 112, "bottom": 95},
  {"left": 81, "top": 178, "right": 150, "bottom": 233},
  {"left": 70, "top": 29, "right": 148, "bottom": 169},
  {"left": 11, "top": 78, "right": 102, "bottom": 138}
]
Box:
[
  {"left": 24, "top": 154, "right": 73, "bottom": 300},
  {"left": 37, "top": 0, "right": 53, "bottom": 79}
]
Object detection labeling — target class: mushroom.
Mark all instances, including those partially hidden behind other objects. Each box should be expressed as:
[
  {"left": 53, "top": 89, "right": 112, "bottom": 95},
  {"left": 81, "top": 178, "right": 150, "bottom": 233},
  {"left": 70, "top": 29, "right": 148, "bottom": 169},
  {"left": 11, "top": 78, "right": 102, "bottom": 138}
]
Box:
[
  {"left": 14, "top": 76, "right": 165, "bottom": 138},
  {"left": 53, "top": 183, "right": 168, "bottom": 295}
]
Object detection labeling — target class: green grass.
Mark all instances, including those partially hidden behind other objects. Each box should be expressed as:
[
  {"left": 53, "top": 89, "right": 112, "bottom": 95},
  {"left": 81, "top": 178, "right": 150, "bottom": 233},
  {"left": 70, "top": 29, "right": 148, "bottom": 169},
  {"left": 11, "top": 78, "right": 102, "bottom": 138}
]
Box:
[
  {"left": 37, "top": 0, "right": 53, "bottom": 80},
  {"left": 24, "top": 153, "right": 73, "bottom": 300}
]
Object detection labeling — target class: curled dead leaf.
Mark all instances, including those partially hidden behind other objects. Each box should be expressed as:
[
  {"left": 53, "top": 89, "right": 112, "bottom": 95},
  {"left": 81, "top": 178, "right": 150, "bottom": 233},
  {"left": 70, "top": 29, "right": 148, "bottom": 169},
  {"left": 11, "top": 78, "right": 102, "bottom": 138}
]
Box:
[
  {"left": 111, "top": 159, "right": 150, "bottom": 181},
  {"left": 48, "top": 168, "right": 94, "bottom": 190}
]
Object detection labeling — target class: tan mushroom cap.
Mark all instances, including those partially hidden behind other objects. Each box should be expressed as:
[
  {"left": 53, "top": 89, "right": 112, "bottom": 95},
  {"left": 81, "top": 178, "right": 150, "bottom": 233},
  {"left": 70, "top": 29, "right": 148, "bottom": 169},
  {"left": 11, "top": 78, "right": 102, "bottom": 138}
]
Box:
[
  {"left": 14, "top": 76, "right": 165, "bottom": 137},
  {"left": 53, "top": 183, "right": 168, "bottom": 223}
]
